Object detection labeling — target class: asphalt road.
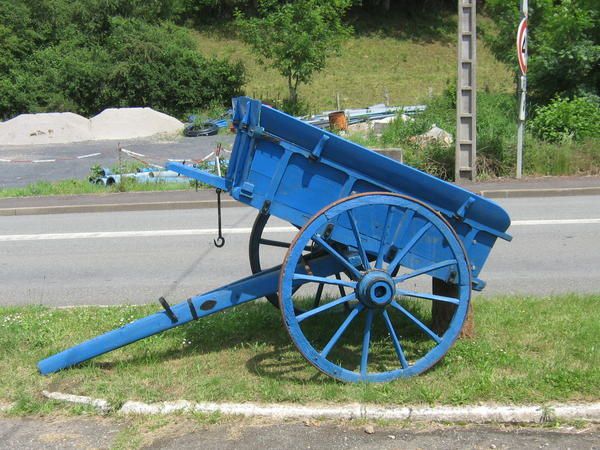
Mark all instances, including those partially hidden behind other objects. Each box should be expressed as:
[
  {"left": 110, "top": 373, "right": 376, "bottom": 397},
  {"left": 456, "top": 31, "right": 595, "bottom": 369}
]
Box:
[
  {"left": 1, "top": 417, "right": 598, "bottom": 450},
  {"left": 0, "top": 195, "right": 598, "bottom": 306},
  {"left": 0, "top": 134, "right": 235, "bottom": 188}
]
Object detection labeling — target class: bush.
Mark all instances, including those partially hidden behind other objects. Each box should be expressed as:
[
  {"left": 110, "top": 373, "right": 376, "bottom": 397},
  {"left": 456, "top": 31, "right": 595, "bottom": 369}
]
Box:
[
  {"left": 0, "top": 5, "right": 245, "bottom": 119},
  {"left": 100, "top": 18, "right": 245, "bottom": 117},
  {"left": 530, "top": 96, "right": 600, "bottom": 143},
  {"left": 484, "top": 0, "right": 599, "bottom": 106}
]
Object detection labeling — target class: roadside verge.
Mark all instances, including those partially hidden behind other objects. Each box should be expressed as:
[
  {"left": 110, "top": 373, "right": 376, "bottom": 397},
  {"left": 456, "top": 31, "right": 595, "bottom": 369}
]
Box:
[{"left": 1, "top": 176, "right": 599, "bottom": 216}]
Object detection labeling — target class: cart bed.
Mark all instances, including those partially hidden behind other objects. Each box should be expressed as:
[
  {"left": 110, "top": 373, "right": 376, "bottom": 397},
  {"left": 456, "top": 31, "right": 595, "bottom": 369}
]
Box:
[{"left": 168, "top": 97, "right": 511, "bottom": 284}]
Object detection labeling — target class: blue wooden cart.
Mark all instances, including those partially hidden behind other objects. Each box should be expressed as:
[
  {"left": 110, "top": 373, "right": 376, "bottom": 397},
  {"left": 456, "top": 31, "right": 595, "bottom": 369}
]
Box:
[{"left": 38, "top": 97, "right": 511, "bottom": 383}]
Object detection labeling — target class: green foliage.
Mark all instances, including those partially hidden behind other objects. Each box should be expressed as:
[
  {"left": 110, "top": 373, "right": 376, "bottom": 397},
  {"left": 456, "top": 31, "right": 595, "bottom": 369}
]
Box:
[
  {"left": 475, "top": 92, "right": 518, "bottom": 177},
  {"left": 377, "top": 86, "right": 598, "bottom": 179},
  {"left": 0, "top": 1, "right": 245, "bottom": 119},
  {"left": 235, "top": 0, "right": 352, "bottom": 111},
  {"left": 381, "top": 87, "right": 456, "bottom": 179},
  {"left": 484, "top": 0, "right": 599, "bottom": 105},
  {"left": 525, "top": 137, "right": 600, "bottom": 176},
  {"left": 531, "top": 95, "right": 600, "bottom": 142},
  {"left": 100, "top": 18, "right": 245, "bottom": 117}
]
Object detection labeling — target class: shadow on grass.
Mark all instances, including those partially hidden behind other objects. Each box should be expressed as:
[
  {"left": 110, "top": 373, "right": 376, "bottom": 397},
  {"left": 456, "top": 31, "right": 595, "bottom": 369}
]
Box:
[
  {"left": 347, "top": 6, "right": 456, "bottom": 43},
  {"left": 77, "top": 297, "right": 444, "bottom": 384}
]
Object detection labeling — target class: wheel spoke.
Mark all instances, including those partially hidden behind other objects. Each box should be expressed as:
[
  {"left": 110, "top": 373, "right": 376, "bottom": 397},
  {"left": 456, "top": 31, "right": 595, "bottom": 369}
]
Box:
[
  {"left": 375, "top": 206, "right": 394, "bottom": 269},
  {"left": 312, "top": 235, "right": 361, "bottom": 279},
  {"left": 347, "top": 210, "right": 370, "bottom": 270},
  {"left": 293, "top": 273, "right": 357, "bottom": 289},
  {"left": 390, "top": 300, "right": 441, "bottom": 344},
  {"left": 296, "top": 292, "right": 356, "bottom": 323},
  {"left": 313, "top": 283, "right": 324, "bottom": 308},
  {"left": 395, "top": 289, "right": 459, "bottom": 305},
  {"left": 360, "top": 309, "right": 374, "bottom": 377},
  {"left": 321, "top": 304, "right": 364, "bottom": 358},
  {"left": 382, "top": 310, "right": 408, "bottom": 369},
  {"left": 258, "top": 238, "right": 290, "bottom": 249},
  {"left": 387, "top": 222, "right": 433, "bottom": 275},
  {"left": 393, "top": 259, "right": 457, "bottom": 283}
]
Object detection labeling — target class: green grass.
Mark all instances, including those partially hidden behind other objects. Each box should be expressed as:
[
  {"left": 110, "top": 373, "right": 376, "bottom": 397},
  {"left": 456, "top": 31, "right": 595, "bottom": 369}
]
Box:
[
  {"left": 0, "top": 179, "right": 197, "bottom": 198},
  {"left": 525, "top": 138, "right": 600, "bottom": 177},
  {"left": 1, "top": 295, "right": 598, "bottom": 414},
  {"left": 194, "top": 18, "right": 513, "bottom": 111}
]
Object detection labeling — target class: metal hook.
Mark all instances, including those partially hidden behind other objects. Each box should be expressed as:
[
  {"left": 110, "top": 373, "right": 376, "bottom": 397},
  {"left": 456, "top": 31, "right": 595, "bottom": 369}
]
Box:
[
  {"left": 213, "top": 188, "right": 225, "bottom": 248},
  {"left": 213, "top": 236, "right": 225, "bottom": 248}
]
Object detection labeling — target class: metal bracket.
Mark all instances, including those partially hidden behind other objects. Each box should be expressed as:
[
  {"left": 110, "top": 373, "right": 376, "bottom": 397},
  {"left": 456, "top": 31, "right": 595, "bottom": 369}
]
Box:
[
  {"left": 158, "top": 297, "right": 178, "bottom": 323},
  {"left": 472, "top": 277, "right": 487, "bottom": 291},
  {"left": 240, "top": 182, "right": 255, "bottom": 199},
  {"left": 309, "top": 134, "right": 330, "bottom": 161},
  {"left": 455, "top": 196, "right": 476, "bottom": 221},
  {"left": 248, "top": 125, "right": 265, "bottom": 138}
]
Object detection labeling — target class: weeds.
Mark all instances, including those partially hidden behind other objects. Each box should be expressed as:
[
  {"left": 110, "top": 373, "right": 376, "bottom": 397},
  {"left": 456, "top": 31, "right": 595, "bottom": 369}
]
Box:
[{"left": 369, "top": 89, "right": 600, "bottom": 180}]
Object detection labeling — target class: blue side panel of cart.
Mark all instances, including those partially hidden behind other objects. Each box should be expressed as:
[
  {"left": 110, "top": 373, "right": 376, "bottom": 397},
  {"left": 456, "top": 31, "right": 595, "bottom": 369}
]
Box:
[{"left": 168, "top": 97, "right": 510, "bottom": 284}]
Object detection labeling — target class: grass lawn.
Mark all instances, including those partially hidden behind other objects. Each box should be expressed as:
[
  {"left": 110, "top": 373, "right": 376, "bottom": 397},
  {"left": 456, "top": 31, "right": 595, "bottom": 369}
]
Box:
[
  {"left": 194, "top": 20, "right": 513, "bottom": 111},
  {"left": 0, "top": 179, "right": 197, "bottom": 198},
  {"left": 0, "top": 294, "right": 598, "bottom": 414}
]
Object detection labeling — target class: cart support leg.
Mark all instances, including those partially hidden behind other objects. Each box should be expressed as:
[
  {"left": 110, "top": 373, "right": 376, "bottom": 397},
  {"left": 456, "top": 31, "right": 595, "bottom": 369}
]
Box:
[
  {"left": 431, "top": 278, "right": 474, "bottom": 338},
  {"left": 38, "top": 255, "right": 343, "bottom": 375}
]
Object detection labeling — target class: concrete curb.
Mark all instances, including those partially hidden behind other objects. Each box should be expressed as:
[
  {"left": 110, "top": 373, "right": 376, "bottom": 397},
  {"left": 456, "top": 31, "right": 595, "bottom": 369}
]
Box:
[
  {"left": 42, "top": 390, "right": 110, "bottom": 413},
  {"left": 1, "top": 185, "right": 598, "bottom": 217},
  {"left": 479, "top": 186, "right": 600, "bottom": 199},
  {"left": 39, "top": 391, "right": 600, "bottom": 423}
]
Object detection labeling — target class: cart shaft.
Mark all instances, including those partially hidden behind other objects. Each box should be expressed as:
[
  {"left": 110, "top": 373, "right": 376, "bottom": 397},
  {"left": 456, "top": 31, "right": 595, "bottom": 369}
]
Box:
[{"left": 38, "top": 255, "right": 341, "bottom": 374}]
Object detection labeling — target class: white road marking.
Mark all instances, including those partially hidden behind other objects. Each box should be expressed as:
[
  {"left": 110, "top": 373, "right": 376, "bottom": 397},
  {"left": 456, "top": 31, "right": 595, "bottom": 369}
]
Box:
[
  {"left": 32, "top": 159, "right": 56, "bottom": 163},
  {"left": 0, "top": 219, "right": 598, "bottom": 242},
  {"left": 512, "top": 218, "right": 600, "bottom": 226},
  {"left": 0, "top": 227, "right": 297, "bottom": 242},
  {"left": 77, "top": 153, "right": 102, "bottom": 159},
  {"left": 121, "top": 148, "right": 145, "bottom": 157}
]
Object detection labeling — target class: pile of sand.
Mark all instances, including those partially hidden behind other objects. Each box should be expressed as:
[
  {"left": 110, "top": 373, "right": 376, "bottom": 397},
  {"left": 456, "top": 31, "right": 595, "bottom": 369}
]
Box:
[
  {"left": 0, "top": 108, "right": 184, "bottom": 146},
  {"left": 0, "top": 112, "right": 93, "bottom": 146},
  {"left": 90, "top": 108, "right": 184, "bottom": 141}
]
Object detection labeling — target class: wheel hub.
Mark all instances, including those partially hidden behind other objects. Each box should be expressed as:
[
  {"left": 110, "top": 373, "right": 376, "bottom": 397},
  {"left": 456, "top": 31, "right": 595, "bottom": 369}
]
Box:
[{"left": 356, "top": 270, "right": 395, "bottom": 308}]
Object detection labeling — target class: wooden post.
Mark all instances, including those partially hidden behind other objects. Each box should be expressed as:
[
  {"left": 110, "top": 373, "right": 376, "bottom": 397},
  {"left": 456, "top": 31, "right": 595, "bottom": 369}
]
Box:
[{"left": 431, "top": 278, "right": 474, "bottom": 339}]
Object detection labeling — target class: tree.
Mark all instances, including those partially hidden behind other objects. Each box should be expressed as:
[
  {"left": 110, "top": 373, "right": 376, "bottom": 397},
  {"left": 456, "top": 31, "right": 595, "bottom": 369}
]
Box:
[
  {"left": 235, "top": 0, "right": 352, "bottom": 111},
  {"left": 0, "top": 1, "right": 246, "bottom": 119},
  {"left": 484, "top": 0, "right": 599, "bottom": 106}
]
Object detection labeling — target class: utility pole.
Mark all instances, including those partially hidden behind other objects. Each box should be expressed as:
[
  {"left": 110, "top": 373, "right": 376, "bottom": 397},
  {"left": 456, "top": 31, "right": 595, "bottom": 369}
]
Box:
[
  {"left": 516, "top": 0, "right": 528, "bottom": 179},
  {"left": 456, "top": 0, "right": 477, "bottom": 183}
]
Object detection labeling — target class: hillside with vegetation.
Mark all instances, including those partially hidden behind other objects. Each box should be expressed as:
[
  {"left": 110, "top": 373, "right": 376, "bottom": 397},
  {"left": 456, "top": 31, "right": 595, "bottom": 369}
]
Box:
[{"left": 1, "top": 0, "right": 597, "bottom": 180}]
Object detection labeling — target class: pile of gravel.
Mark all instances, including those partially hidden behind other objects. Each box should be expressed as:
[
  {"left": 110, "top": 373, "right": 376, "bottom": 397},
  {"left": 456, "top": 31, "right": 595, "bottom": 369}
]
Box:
[
  {"left": 0, "top": 112, "right": 93, "bottom": 146},
  {"left": 0, "top": 108, "right": 184, "bottom": 146}
]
